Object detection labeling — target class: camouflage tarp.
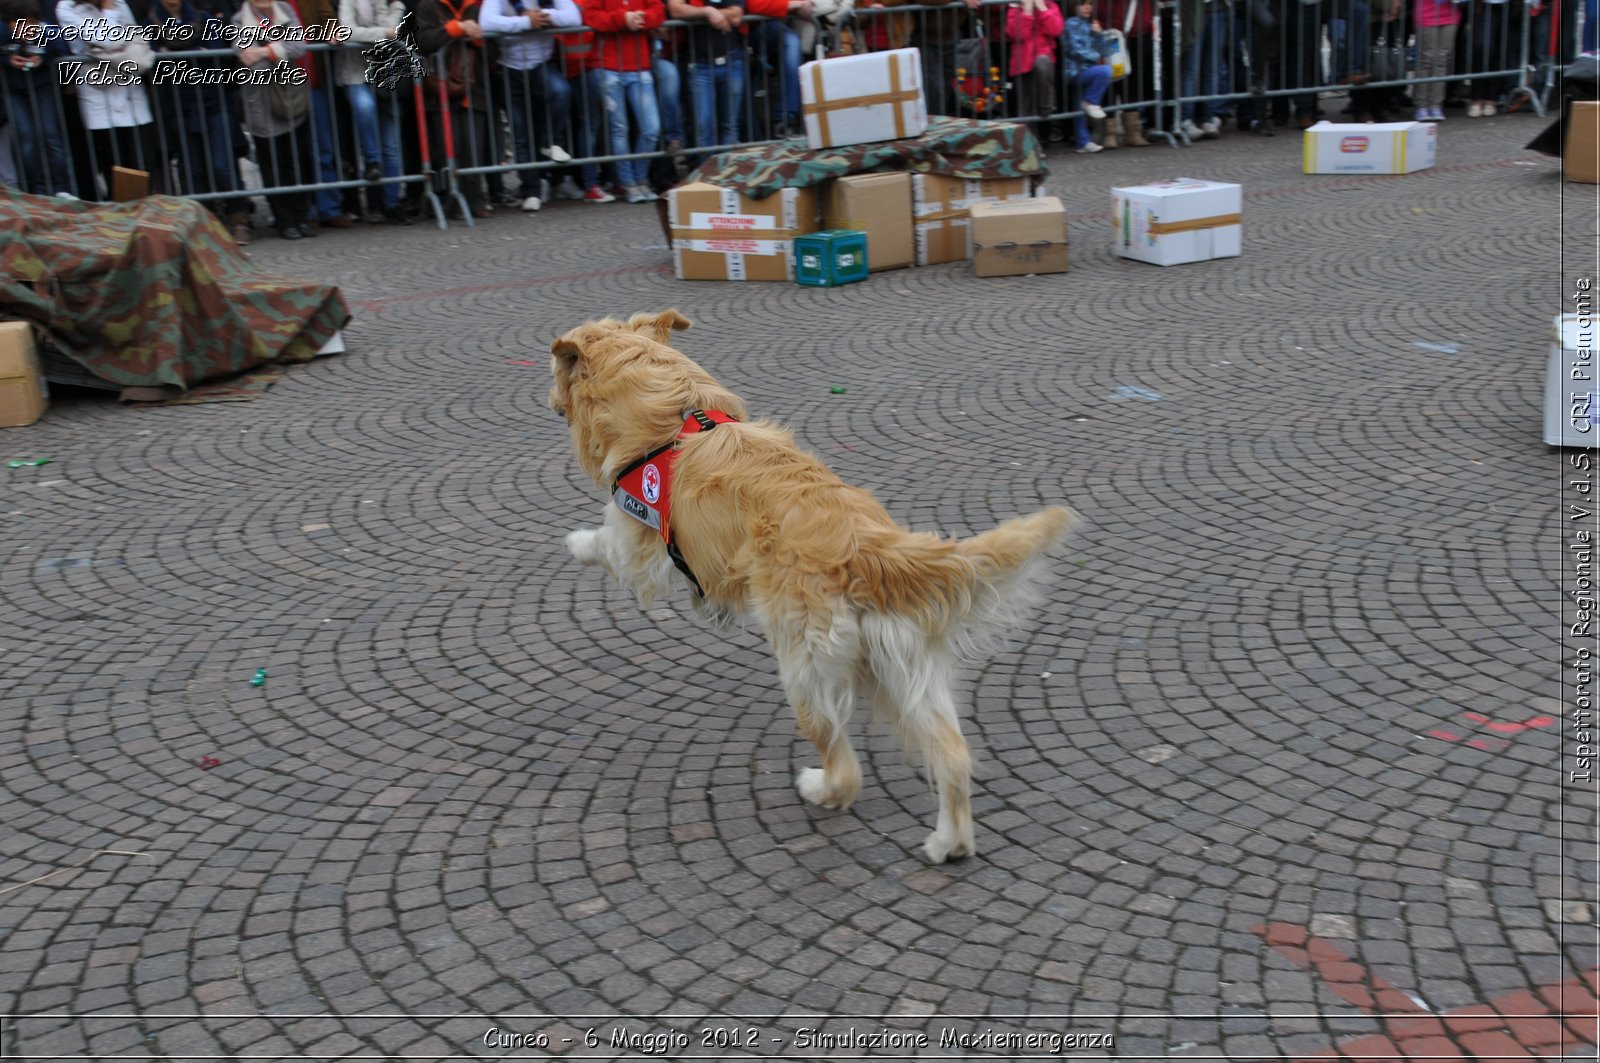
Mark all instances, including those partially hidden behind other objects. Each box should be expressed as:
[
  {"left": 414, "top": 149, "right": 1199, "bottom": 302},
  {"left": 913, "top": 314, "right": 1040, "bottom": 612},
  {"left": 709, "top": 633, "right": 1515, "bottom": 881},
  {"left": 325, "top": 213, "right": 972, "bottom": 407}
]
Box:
[
  {"left": 688, "top": 116, "right": 1047, "bottom": 200},
  {"left": 0, "top": 190, "right": 349, "bottom": 393}
]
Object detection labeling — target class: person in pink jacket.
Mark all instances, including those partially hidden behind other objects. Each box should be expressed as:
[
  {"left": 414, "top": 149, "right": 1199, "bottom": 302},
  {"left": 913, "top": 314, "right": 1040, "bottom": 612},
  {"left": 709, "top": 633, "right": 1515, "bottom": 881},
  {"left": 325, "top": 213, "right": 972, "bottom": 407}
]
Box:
[
  {"left": 1412, "top": 0, "right": 1461, "bottom": 121},
  {"left": 1005, "top": 0, "right": 1065, "bottom": 143}
]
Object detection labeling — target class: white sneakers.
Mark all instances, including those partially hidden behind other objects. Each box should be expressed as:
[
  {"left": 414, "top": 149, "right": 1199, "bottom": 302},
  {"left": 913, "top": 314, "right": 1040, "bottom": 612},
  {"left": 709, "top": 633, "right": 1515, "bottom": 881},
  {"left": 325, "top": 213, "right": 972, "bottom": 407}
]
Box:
[
  {"left": 1179, "top": 118, "right": 1204, "bottom": 140},
  {"left": 540, "top": 145, "right": 572, "bottom": 162},
  {"left": 1083, "top": 101, "right": 1106, "bottom": 120},
  {"left": 1076, "top": 141, "right": 1104, "bottom": 154},
  {"left": 624, "top": 185, "right": 659, "bottom": 204},
  {"left": 521, "top": 196, "right": 543, "bottom": 212}
]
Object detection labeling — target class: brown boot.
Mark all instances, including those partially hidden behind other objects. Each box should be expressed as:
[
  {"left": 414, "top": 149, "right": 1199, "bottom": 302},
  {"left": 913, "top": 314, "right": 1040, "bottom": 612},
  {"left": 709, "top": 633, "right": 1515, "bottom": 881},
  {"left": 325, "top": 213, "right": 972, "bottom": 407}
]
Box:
[
  {"left": 1100, "top": 115, "right": 1120, "bottom": 149},
  {"left": 227, "top": 211, "right": 253, "bottom": 246},
  {"left": 1122, "top": 110, "right": 1150, "bottom": 147}
]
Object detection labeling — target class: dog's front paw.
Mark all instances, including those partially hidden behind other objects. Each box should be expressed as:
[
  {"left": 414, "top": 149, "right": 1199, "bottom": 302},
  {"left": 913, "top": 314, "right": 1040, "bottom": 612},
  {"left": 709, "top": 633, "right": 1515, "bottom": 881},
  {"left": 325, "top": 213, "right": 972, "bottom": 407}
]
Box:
[
  {"left": 566, "top": 528, "right": 600, "bottom": 564},
  {"left": 922, "top": 828, "right": 974, "bottom": 864},
  {"left": 797, "top": 767, "right": 851, "bottom": 810}
]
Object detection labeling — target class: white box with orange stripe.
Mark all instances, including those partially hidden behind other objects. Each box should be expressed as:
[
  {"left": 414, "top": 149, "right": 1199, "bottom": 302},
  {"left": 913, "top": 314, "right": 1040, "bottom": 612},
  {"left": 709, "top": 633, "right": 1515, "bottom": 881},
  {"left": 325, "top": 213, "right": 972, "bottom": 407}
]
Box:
[{"left": 1111, "top": 178, "right": 1242, "bottom": 268}]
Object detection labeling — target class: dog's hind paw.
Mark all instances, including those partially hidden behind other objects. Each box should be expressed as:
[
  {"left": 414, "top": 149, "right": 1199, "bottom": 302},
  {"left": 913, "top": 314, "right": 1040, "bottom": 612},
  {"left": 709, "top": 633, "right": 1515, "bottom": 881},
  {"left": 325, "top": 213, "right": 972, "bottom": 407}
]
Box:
[
  {"left": 797, "top": 767, "right": 850, "bottom": 810},
  {"left": 566, "top": 528, "right": 600, "bottom": 563},
  {"left": 922, "top": 830, "right": 974, "bottom": 864}
]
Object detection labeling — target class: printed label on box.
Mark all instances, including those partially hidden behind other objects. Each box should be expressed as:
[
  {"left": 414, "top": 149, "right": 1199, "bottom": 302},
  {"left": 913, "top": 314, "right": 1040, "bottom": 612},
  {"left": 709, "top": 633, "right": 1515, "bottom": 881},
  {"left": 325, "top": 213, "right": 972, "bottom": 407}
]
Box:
[
  {"left": 690, "top": 213, "right": 777, "bottom": 232},
  {"left": 681, "top": 238, "right": 788, "bottom": 256}
]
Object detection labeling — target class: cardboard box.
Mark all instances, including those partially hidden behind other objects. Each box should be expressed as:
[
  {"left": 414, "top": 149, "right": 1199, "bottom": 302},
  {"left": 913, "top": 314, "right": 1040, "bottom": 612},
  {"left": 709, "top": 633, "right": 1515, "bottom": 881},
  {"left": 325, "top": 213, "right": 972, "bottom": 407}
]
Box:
[
  {"left": 795, "top": 229, "right": 870, "bottom": 287},
  {"left": 824, "top": 172, "right": 913, "bottom": 272},
  {"left": 911, "top": 174, "right": 1033, "bottom": 266},
  {"left": 1302, "top": 120, "right": 1436, "bottom": 174},
  {"left": 1544, "top": 312, "right": 1600, "bottom": 447},
  {"left": 1112, "top": 178, "right": 1241, "bottom": 267},
  {"left": 0, "top": 321, "right": 48, "bottom": 428},
  {"left": 668, "top": 181, "right": 819, "bottom": 281},
  {"left": 112, "top": 166, "right": 149, "bottom": 202},
  {"left": 1566, "top": 101, "right": 1600, "bottom": 183},
  {"left": 801, "top": 48, "right": 927, "bottom": 150},
  {"left": 971, "top": 197, "right": 1068, "bottom": 277}
]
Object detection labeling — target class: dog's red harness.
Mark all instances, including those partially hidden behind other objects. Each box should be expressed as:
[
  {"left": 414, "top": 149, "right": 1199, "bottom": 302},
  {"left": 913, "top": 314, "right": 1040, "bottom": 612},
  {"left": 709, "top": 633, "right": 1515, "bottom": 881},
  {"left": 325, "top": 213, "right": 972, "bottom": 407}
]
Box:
[{"left": 612, "top": 409, "right": 739, "bottom": 595}]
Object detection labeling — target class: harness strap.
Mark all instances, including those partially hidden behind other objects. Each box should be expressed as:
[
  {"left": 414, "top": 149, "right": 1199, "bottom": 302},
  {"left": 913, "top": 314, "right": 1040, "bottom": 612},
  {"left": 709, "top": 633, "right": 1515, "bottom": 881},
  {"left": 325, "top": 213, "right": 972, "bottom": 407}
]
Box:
[{"left": 610, "top": 408, "right": 739, "bottom": 598}]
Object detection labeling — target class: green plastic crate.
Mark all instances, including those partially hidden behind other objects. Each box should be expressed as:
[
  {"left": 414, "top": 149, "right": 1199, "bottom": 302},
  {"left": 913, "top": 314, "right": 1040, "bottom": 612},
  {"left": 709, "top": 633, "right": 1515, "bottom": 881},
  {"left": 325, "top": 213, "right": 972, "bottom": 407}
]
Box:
[{"left": 794, "top": 229, "right": 869, "bottom": 288}]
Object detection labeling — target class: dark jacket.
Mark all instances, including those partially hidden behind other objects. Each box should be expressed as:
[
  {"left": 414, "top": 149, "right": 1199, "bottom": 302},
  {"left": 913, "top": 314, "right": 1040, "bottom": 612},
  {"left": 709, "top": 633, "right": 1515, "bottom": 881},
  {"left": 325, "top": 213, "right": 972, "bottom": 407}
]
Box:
[
  {"left": 412, "top": 0, "right": 489, "bottom": 108},
  {"left": 1, "top": 5, "right": 71, "bottom": 101}
]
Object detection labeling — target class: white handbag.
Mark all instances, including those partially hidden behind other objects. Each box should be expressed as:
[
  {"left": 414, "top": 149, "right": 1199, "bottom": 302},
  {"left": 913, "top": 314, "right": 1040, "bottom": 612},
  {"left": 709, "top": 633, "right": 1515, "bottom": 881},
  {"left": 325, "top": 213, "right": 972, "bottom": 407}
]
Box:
[{"left": 1101, "top": 27, "right": 1130, "bottom": 79}]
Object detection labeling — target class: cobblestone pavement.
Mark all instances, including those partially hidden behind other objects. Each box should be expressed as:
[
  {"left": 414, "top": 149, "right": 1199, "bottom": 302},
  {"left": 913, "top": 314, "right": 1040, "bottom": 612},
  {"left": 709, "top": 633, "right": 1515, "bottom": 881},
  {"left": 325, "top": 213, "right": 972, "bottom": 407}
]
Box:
[{"left": 1, "top": 109, "right": 1595, "bottom": 1061}]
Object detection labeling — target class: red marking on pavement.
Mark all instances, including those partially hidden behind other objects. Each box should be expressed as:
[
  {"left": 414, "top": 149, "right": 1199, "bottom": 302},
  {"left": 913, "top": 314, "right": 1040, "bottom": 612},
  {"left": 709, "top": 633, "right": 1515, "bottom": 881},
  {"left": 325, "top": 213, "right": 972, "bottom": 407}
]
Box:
[
  {"left": 1463, "top": 711, "right": 1557, "bottom": 735},
  {"left": 1252, "top": 922, "right": 1600, "bottom": 1060},
  {"left": 197, "top": 755, "right": 221, "bottom": 770},
  {"left": 1428, "top": 711, "right": 1555, "bottom": 752}
]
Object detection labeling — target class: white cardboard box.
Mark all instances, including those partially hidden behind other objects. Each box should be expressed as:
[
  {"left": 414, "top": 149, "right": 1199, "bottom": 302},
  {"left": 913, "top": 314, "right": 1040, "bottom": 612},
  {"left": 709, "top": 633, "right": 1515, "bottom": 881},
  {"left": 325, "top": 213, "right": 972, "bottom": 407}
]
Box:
[
  {"left": 1111, "top": 178, "right": 1241, "bottom": 267},
  {"left": 801, "top": 48, "right": 927, "bottom": 151},
  {"left": 1545, "top": 313, "right": 1600, "bottom": 448},
  {"left": 1303, "top": 120, "right": 1436, "bottom": 174}
]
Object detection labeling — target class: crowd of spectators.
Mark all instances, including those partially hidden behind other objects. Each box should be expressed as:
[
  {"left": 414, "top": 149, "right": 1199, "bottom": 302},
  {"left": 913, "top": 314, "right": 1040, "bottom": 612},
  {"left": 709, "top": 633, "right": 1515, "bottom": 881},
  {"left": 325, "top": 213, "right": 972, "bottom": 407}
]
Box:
[{"left": 0, "top": 0, "right": 1577, "bottom": 241}]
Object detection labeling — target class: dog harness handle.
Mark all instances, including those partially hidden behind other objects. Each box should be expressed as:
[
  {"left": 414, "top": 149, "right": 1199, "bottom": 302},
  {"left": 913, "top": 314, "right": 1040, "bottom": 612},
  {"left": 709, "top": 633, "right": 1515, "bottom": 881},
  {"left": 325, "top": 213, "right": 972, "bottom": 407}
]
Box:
[{"left": 611, "top": 409, "right": 739, "bottom": 597}]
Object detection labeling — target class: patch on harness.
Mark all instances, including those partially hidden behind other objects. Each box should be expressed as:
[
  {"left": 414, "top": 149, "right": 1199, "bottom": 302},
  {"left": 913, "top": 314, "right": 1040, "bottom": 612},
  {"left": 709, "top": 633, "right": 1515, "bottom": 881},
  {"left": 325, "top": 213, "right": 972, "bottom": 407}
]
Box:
[{"left": 611, "top": 409, "right": 739, "bottom": 544}]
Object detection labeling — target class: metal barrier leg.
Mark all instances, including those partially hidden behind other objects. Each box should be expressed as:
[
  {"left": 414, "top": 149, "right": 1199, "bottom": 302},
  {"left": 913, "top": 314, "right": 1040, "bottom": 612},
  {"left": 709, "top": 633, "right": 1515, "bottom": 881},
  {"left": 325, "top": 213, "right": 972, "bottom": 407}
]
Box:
[
  {"left": 436, "top": 74, "right": 475, "bottom": 228},
  {"left": 1149, "top": 0, "right": 1182, "bottom": 145},
  {"left": 414, "top": 80, "right": 449, "bottom": 230}
]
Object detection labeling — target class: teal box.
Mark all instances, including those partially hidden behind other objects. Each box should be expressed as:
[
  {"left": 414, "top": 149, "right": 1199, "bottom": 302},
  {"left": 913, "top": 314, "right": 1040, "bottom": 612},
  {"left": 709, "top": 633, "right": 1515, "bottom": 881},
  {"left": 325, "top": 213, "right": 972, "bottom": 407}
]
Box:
[{"left": 794, "top": 229, "right": 869, "bottom": 287}]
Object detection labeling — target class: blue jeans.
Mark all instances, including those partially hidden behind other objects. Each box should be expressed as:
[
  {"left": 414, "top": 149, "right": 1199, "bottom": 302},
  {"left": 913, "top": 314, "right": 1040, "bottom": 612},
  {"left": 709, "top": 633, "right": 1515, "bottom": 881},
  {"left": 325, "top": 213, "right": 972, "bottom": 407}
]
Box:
[
  {"left": 345, "top": 82, "right": 403, "bottom": 209},
  {"left": 1327, "top": 0, "right": 1371, "bottom": 82},
  {"left": 170, "top": 104, "right": 248, "bottom": 215},
  {"left": 503, "top": 62, "right": 572, "bottom": 198},
  {"left": 688, "top": 50, "right": 746, "bottom": 149},
  {"left": 1072, "top": 64, "right": 1111, "bottom": 147},
  {"left": 597, "top": 67, "right": 660, "bottom": 188},
  {"left": 759, "top": 19, "right": 800, "bottom": 123},
  {"left": 1180, "top": 5, "right": 1229, "bottom": 122},
  {"left": 653, "top": 55, "right": 685, "bottom": 145},
  {"left": 6, "top": 85, "right": 73, "bottom": 196},
  {"left": 569, "top": 69, "right": 605, "bottom": 189},
  {"left": 310, "top": 84, "right": 343, "bottom": 219}
]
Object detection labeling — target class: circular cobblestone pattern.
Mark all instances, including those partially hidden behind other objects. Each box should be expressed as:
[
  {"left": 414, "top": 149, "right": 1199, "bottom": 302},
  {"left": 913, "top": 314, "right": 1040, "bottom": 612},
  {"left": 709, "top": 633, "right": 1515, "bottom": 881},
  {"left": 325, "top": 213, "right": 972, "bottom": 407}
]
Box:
[{"left": 1, "top": 113, "right": 1594, "bottom": 1060}]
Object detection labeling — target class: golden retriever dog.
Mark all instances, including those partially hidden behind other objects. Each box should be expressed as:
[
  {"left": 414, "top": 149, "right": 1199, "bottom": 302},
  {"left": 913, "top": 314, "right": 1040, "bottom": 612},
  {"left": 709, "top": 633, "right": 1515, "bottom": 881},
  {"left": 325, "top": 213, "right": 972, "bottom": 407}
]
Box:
[{"left": 549, "top": 310, "right": 1075, "bottom": 863}]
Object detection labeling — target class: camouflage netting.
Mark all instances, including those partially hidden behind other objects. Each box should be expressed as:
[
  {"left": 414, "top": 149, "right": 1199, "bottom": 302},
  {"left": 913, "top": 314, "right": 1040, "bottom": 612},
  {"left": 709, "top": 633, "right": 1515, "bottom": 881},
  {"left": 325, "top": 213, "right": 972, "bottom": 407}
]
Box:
[
  {"left": 689, "top": 115, "right": 1048, "bottom": 200},
  {"left": 0, "top": 190, "right": 349, "bottom": 394}
]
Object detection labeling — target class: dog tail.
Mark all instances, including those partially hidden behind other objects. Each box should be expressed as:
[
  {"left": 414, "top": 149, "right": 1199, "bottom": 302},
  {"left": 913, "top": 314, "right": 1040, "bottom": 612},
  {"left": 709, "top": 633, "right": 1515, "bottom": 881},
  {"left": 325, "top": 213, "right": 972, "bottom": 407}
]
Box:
[
  {"left": 861, "top": 506, "right": 1075, "bottom": 657},
  {"left": 946, "top": 505, "right": 1077, "bottom": 655}
]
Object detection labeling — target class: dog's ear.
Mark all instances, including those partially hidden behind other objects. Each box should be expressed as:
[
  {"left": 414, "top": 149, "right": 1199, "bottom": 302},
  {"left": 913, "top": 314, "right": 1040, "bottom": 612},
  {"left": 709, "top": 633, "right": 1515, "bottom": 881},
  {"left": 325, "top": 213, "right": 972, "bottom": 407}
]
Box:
[
  {"left": 550, "top": 336, "right": 584, "bottom": 383},
  {"left": 628, "top": 309, "right": 692, "bottom": 343}
]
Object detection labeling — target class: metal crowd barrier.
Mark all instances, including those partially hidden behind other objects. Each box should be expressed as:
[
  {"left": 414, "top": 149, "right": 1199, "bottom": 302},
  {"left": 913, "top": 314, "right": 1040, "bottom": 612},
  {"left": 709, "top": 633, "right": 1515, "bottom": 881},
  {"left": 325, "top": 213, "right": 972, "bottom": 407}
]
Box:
[{"left": 0, "top": 0, "right": 1573, "bottom": 228}]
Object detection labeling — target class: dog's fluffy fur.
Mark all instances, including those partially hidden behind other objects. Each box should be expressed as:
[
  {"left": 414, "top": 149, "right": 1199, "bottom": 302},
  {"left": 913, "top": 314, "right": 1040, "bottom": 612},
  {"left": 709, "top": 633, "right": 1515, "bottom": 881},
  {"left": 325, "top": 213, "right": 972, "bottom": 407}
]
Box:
[{"left": 550, "top": 310, "right": 1075, "bottom": 862}]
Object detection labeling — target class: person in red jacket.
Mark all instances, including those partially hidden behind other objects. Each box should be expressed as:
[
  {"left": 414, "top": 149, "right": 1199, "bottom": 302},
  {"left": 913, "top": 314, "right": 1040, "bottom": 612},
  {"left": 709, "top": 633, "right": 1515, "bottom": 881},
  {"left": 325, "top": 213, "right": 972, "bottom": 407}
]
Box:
[
  {"left": 583, "top": 0, "right": 665, "bottom": 202},
  {"left": 1004, "top": 0, "right": 1063, "bottom": 141}
]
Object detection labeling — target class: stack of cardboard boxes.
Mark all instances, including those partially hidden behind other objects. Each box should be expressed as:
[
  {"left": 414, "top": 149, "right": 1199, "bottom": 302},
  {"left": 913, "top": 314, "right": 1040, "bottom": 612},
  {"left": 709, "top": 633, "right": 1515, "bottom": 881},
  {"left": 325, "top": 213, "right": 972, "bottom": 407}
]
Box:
[{"left": 668, "top": 47, "right": 1069, "bottom": 283}]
